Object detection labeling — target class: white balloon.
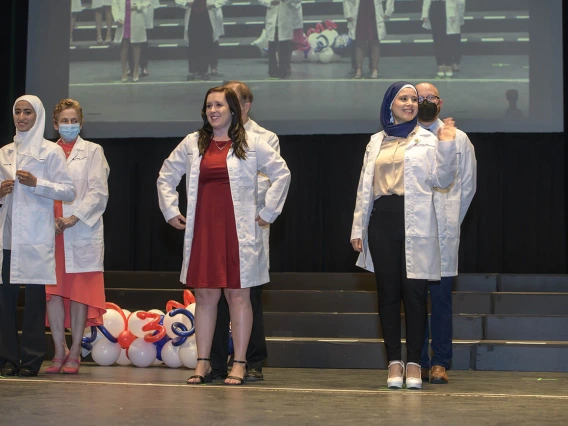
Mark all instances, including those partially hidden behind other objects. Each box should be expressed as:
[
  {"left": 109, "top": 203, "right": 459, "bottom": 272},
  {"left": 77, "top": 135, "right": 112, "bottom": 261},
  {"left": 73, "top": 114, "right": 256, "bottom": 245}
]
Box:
[
  {"left": 251, "top": 29, "right": 268, "bottom": 56},
  {"left": 116, "top": 348, "right": 131, "bottom": 366},
  {"left": 128, "top": 338, "right": 157, "bottom": 368},
  {"left": 164, "top": 310, "right": 192, "bottom": 340},
  {"left": 149, "top": 309, "right": 165, "bottom": 317},
  {"left": 161, "top": 341, "right": 183, "bottom": 368},
  {"left": 291, "top": 49, "right": 304, "bottom": 63},
  {"left": 103, "top": 309, "right": 126, "bottom": 338},
  {"left": 187, "top": 303, "right": 196, "bottom": 317},
  {"left": 92, "top": 339, "right": 121, "bottom": 366},
  {"left": 178, "top": 335, "right": 198, "bottom": 369},
  {"left": 319, "top": 48, "right": 334, "bottom": 64},
  {"left": 128, "top": 311, "right": 153, "bottom": 338},
  {"left": 123, "top": 310, "right": 132, "bottom": 319}
]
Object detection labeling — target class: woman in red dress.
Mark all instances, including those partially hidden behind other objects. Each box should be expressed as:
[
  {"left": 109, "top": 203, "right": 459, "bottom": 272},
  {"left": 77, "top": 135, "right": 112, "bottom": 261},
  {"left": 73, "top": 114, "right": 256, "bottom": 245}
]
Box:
[
  {"left": 157, "top": 87, "right": 291, "bottom": 385},
  {"left": 45, "top": 99, "right": 109, "bottom": 374}
]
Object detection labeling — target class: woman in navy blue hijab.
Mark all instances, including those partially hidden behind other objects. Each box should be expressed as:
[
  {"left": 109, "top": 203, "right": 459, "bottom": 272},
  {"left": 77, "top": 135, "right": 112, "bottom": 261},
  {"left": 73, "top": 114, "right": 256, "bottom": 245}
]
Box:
[{"left": 351, "top": 81, "right": 457, "bottom": 390}]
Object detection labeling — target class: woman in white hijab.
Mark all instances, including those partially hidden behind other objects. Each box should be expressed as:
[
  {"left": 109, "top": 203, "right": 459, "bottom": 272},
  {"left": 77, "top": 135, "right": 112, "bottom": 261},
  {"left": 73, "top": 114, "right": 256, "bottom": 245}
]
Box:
[{"left": 0, "top": 95, "right": 75, "bottom": 377}]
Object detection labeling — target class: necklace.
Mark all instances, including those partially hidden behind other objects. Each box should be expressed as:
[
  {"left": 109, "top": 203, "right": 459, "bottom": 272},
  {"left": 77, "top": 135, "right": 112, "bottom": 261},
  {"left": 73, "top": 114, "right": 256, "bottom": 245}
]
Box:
[{"left": 214, "top": 140, "right": 231, "bottom": 150}]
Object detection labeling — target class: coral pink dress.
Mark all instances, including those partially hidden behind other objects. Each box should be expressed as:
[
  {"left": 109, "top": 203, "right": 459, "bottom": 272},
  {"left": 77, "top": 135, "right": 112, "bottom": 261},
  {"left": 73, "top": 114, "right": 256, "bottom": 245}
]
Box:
[
  {"left": 186, "top": 140, "right": 241, "bottom": 289},
  {"left": 45, "top": 140, "right": 106, "bottom": 327}
]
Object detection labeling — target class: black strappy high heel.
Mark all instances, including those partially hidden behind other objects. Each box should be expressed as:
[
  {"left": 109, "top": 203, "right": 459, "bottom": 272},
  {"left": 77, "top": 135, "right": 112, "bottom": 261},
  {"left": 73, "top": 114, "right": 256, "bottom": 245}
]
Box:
[
  {"left": 187, "top": 358, "right": 213, "bottom": 385},
  {"left": 224, "top": 360, "right": 247, "bottom": 386}
]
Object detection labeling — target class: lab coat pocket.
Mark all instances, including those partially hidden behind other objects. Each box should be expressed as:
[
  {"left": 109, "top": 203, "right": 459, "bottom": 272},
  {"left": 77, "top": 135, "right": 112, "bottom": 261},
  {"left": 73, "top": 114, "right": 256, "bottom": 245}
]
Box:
[
  {"left": 73, "top": 238, "right": 104, "bottom": 270},
  {"left": 21, "top": 207, "right": 53, "bottom": 244}
]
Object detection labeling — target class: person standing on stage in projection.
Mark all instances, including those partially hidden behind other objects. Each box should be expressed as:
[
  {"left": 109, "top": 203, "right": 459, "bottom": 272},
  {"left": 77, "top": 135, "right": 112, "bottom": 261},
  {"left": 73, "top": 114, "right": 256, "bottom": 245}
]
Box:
[
  {"left": 351, "top": 82, "right": 457, "bottom": 390},
  {"left": 157, "top": 86, "right": 290, "bottom": 385},
  {"left": 259, "top": 0, "right": 302, "bottom": 79},
  {"left": 44, "top": 98, "right": 110, "bottom": 375},
  {"left": 416, "top": 82, "right": 476, "bottom": 384},
  {"left": 0, "top": 95, "right": 75, "bottom": 377},
  {"left": 422, "top": 0, "right": 466, "bottom": 77},
  {"left": 209, "top": 81, "right": 279, "bottom": 382},
  {"left": 343, "top": 0, "right": 394, "bottom": 79},
  {"left": 176, "top": 0, "right": 227, "bottom": 81}
]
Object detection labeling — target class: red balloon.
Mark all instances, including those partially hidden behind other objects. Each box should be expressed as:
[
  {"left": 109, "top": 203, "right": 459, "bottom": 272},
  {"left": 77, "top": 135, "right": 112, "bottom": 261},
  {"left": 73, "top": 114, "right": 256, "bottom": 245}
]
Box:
[{"left": 118, "top": 330, "right": 137, "bottom": 349}]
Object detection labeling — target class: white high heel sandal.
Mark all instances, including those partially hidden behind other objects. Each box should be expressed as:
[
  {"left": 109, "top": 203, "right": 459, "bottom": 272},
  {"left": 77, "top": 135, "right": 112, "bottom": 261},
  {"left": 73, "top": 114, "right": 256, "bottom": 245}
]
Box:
[
  {"left": 387, "top": 360, "right": 405, "bottom": 389},
  {"left": 406, "top": 362, "right": 423, "bottom": 389}
]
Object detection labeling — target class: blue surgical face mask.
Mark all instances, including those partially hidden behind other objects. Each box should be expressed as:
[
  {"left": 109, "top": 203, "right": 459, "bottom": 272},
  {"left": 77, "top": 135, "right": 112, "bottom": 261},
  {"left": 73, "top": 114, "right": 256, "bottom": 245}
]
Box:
[{"left": 59, "top": 123, "right": 81, "bottom": 142}]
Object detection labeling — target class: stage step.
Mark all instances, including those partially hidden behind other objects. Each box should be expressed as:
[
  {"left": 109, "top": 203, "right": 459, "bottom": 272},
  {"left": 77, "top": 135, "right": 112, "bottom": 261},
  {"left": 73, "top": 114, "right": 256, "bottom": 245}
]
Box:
[
  {"left": 264, "top": 339, "right": 568, "bottom": 372},
  {"left": 101, "top": 272, "right": 568, "bottom": 294}
]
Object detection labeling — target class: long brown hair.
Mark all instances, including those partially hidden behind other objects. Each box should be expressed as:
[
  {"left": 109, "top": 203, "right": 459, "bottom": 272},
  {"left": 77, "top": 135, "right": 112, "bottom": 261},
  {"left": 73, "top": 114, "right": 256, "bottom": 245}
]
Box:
[{"left": 198, "top": 87, "right": 248, "bottom": 160}]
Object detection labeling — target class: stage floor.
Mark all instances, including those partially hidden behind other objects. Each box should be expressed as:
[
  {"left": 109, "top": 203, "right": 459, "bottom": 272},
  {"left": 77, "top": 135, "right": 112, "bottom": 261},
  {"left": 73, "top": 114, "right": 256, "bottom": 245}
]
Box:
[{"left": 1, "top": 367, "right": 566, "bottom": 425}]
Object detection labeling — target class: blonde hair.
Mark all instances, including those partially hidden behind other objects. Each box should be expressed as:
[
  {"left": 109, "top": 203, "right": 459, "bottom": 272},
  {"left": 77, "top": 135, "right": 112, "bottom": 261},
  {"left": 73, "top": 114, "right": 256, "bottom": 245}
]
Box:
[{"left": 53, "top": 98, "right": 84, "bottom": 125}]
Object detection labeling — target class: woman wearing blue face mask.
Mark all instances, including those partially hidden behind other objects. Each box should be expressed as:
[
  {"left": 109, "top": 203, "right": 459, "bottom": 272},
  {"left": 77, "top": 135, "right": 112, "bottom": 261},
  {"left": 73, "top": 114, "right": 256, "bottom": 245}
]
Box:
[{"left": 44, "top": 99, "right": 110, "bottom": 374}]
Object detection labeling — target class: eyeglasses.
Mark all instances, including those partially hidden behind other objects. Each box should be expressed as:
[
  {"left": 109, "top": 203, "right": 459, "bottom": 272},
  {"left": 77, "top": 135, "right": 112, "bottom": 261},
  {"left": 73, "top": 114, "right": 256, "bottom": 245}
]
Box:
[{"left": 418, "top": 95, "right": 440, "bottom": 104}]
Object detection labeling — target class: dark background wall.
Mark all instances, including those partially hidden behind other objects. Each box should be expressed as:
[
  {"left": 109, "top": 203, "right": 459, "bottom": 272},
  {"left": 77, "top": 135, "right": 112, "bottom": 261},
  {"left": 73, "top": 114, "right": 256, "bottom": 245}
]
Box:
[{"left": 2, "top": 1, "right": 567, "bottom": 274}]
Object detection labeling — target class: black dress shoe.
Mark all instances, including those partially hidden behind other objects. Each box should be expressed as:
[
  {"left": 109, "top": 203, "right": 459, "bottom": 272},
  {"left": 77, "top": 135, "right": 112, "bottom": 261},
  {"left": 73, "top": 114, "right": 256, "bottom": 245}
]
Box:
[
  {"left": 18, "top": 367, "right": 38, "bottom": 377},
  {"left": 245, "top": 367, "right": 264, "bottom": 381},
  {"left": 1, "top": 362, "right": 18, "bottom": 376},
  {"left": 211, "top": 370, "right": 228, "bottom": 381}
]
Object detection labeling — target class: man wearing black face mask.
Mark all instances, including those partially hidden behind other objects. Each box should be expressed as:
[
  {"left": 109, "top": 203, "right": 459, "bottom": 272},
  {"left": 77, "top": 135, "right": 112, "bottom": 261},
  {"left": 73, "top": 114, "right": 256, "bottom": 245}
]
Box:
[{"left": 416, "top": 82, "right": 477, "bottom": 384}]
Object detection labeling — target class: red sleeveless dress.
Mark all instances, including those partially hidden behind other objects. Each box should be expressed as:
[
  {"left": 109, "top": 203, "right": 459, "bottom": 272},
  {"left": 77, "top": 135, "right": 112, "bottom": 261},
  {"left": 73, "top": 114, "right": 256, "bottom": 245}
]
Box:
[{"left": 186, "top": 140, "right": 241, "bottom": 289}]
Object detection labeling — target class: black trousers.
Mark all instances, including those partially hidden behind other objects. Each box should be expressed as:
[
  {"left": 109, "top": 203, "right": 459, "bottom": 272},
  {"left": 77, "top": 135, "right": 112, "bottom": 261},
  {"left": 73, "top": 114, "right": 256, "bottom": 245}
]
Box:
[
  {"left": 211, "top": 285, "right": 267, "bottom": 372},
  {"left": 0, "top": 250, "right": 46, "bottom": 372},
  {"left": 429, "top": 1, "right": 461, "bottom": 66},
  {"left": 367, "top": 196, "right": 428, "bottom": 364},
  {"left": 187, "top": 9, "right": 213, "bottom": 75},
  {"left": 268, "top": 28, "right": 291, "bottom": 78}
]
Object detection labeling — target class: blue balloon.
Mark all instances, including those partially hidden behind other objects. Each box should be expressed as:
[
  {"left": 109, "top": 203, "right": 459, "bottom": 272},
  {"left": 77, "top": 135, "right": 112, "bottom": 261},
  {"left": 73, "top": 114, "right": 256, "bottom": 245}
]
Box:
[
  {"left": 81, "top": 326, "right": 98, "bottom": 351},
  {"left": 153, "top": 335, "right": 170, "bottom": 361},
  {"left": 331, "top": 34, "right": 353, "bottom": 56},
  {"left": 97, "top": 325, "right": 118, "bottom": 343}
]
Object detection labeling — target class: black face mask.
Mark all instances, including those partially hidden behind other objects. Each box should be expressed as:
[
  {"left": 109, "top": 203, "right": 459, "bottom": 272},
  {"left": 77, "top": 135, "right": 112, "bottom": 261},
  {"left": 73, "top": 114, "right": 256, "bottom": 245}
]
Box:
[{"left": 418, "top": 100, "right": 438, "bottom": 122}]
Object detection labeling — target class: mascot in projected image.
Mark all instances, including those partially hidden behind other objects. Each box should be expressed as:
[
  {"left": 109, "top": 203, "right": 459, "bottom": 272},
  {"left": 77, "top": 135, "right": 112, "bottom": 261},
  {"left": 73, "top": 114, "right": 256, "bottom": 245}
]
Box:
[
  {"left": 292, "top": 20, "right": 353, "bottom": 64},
  {"left": 81, "top": 290, "right": 237, "bottom": 368},
  {"left": 254, "top": 20, "right": 352, "bottom": 65}
]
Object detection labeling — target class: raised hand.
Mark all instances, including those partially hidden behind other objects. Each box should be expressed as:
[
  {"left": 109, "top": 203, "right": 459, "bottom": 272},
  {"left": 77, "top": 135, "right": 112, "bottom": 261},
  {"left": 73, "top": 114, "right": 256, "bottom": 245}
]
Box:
[{"left": 437, "top": 118, "right": 456, "bottom": 141}]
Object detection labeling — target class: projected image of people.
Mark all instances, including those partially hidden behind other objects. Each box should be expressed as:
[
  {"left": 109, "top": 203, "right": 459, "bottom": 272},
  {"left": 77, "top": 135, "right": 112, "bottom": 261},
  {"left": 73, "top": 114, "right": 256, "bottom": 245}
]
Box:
[{"left": 58, "top": 0, "right": 536, "bottom": 133}]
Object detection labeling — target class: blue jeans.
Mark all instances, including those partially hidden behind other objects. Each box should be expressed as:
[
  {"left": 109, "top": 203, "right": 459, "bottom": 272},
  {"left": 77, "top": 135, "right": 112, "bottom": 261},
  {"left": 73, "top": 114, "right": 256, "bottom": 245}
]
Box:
[{"left": 420, "top": 276, "right": 453, "bottom": 369}]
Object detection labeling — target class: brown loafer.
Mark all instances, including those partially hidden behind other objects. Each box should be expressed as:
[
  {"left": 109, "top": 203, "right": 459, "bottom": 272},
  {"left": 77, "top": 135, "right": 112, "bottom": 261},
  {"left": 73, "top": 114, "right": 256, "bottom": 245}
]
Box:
[{"left": 430, "top": 365, "right": 448, "bottom": 384}]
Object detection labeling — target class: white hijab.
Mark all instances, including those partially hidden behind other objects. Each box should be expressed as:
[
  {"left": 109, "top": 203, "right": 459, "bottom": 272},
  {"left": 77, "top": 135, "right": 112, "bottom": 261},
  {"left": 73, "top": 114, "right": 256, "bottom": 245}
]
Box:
[{"left": 13, "top": 94, "right": 46, "bottom": 159}]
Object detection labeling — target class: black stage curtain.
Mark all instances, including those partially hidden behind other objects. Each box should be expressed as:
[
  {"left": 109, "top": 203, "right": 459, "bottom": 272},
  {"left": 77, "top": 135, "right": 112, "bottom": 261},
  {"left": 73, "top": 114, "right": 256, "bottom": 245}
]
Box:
[{"left": 95, "top": 133, "right": 566, "bottom": 274}]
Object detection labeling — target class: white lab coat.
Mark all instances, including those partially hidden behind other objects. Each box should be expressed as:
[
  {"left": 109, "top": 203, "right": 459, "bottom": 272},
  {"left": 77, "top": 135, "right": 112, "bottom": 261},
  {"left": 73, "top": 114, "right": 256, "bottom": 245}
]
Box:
[
  {"left": 0, "top": 141, "right": 76, "bottom": 285},
  {"left": 112, "top": 0, "right": 151, "bottom": 43},
  {"left": 60, "top": 137, "right": 110, "bottom": 274},
  {"left": 244, "top": 119, "right": 280, "bottom": 269},
  {"left": 157, "top": 132, "right": 291, "bottom": 288},
  {"left": 175, "top": 0, "right": 227, "bottom": 43},
  {"left": 343, "top": 0, "right": 395, "bottom": 40},
  {"left": 143, "top": 0, "right": 161, "bottom": 29},
  {"left": 258, "top": 0, "right": 302, "bottom": 42},
  {"left": 422, "top": 0, "right": 466, "bottom": 35},
  {"left": 351, "top": 126, "right": 457, "bottom": 280},
  {"left": 425, "top": 119, "right": 476, "bottom": 276}
]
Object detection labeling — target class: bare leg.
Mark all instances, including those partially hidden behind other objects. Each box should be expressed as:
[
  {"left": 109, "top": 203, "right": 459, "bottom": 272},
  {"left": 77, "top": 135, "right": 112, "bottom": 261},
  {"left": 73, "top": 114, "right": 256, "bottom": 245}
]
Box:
[
  {"left": 104, "top": 6, "right": 113, "bottom": 43},
  {"left": 70, "top": 14, "right": 76, "bottom": 42},
  {"left": 370, "top": 40, "right": 380, "bottom": 78},
  {"left": 46, "top": 296, "right": 69, "bottom": 361},
  {"left": 224, "top": 287, "right": 252, "bottom": 384},
  {"left": 120, "top": 39, "right": 129, "bottom": 81},
  {"left": 187, "top": 288, "right": 221, "bottom": 384},
  {"left": 95, "top": 9, "right": 103, "bottom": 43},
  {"left": 132, "top": 44, "right": 141, "bottom": 81},
  {"left": 354, "top": 40, "right": 366, "bottom": 78},
  {"left": 68, "top": 301, "right": 88, "bottom": 361}
]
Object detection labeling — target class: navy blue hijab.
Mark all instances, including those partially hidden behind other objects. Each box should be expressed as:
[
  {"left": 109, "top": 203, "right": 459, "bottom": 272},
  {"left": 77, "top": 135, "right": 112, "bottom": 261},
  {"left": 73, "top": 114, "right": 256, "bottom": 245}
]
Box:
[{"left": 380, "top": 81, "right": 418, "bottom": 138}]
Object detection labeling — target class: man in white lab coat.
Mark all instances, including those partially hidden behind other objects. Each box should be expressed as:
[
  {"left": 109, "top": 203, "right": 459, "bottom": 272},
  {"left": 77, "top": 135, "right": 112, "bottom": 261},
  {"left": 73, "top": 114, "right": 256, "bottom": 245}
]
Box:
[
  {"left": 210, "top": 81, "right": 280, "bottom": 381},
  {"left": 416, "top": 82, "right": 476, "bottom": 384}
]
